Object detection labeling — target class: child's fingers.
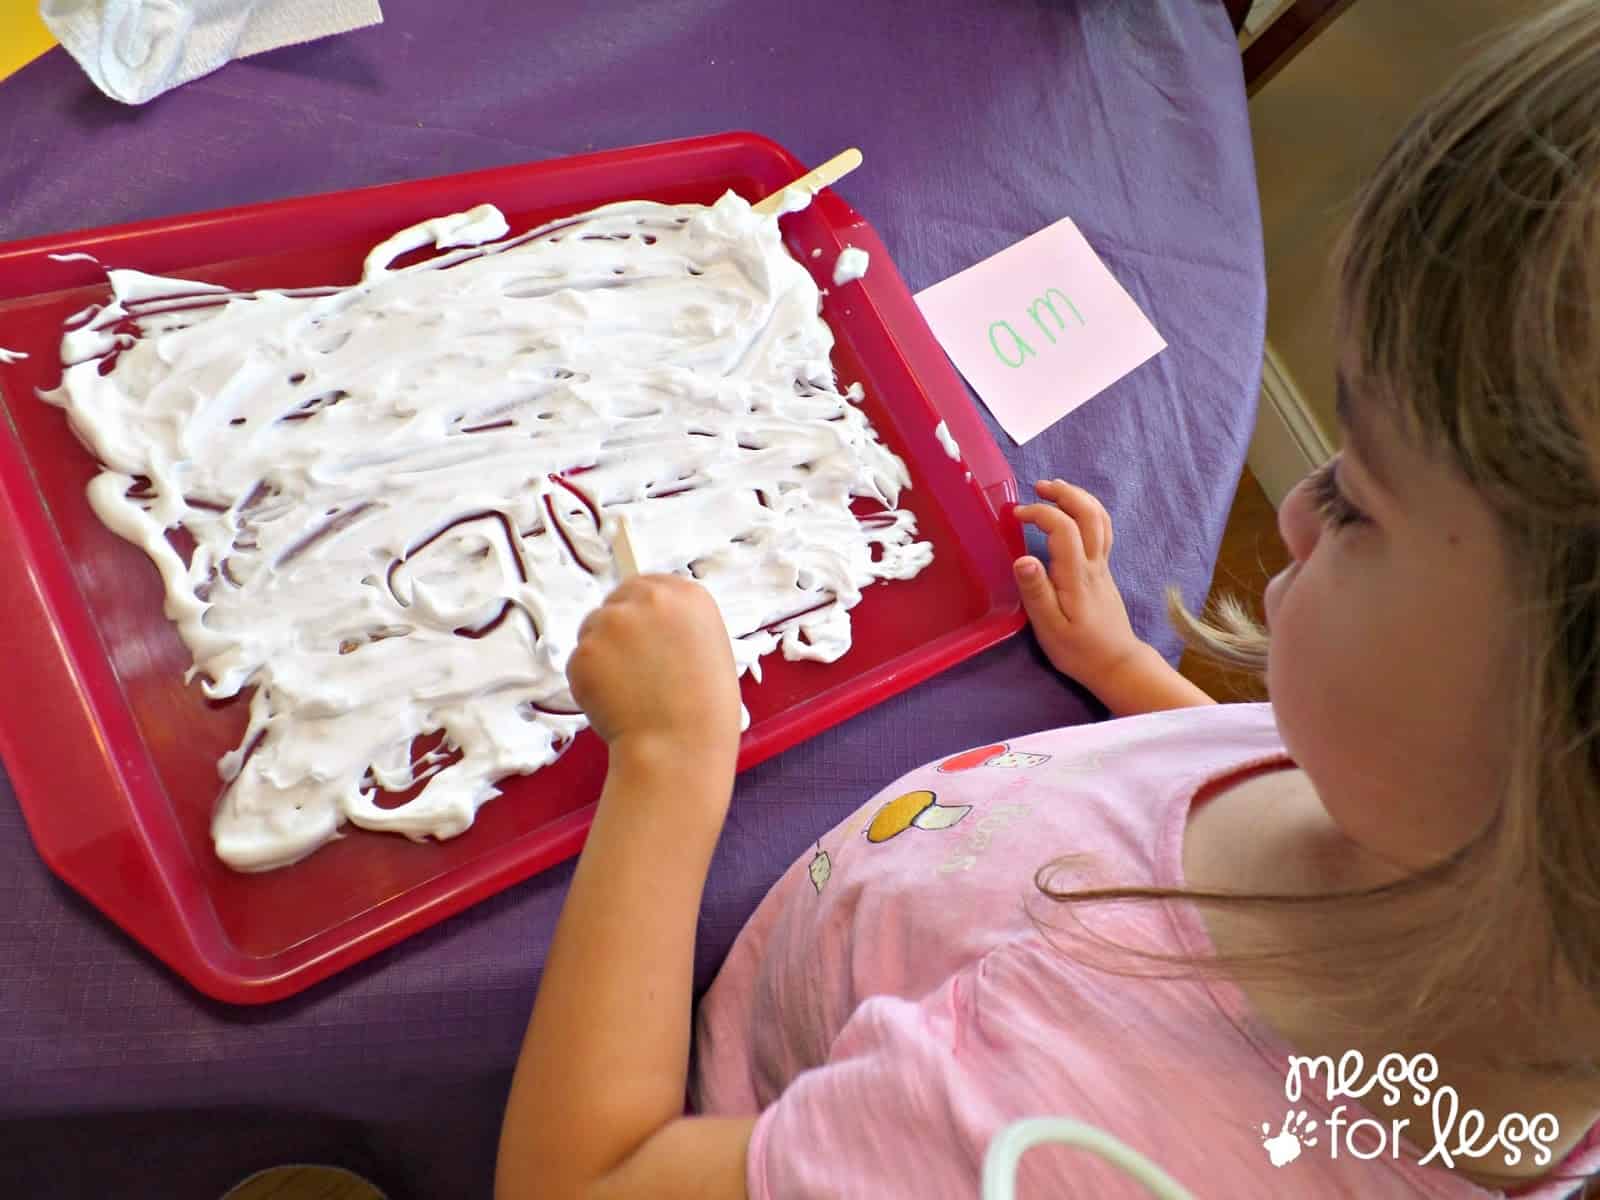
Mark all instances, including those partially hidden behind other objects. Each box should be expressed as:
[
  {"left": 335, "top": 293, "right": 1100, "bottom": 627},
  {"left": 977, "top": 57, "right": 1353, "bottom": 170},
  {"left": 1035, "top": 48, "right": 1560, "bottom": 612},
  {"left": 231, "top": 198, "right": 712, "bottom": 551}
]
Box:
[
  {"left": 1014, "top": 501, "right": 1088, "bottom": 581},
  {"left": 1033, "top": 480, "right": 1111, "bottom": 558},
  {"left": 1014, "top": 500, "right": 1082, "bottom": 551},
  {"left": 1014, "top": 555, "right": 1071, "bottom": 639},
  {"left": 1034, "top": 479, "right": 1111, "bottom": 561},
  {"left": 1029, "top": 482, "right": 1100, "bottom": 558}
]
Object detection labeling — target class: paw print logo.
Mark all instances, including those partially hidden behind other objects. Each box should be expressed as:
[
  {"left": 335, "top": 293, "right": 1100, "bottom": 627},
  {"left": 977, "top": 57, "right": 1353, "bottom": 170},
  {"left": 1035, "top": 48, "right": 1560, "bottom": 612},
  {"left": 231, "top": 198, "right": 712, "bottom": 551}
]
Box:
[{"left": 1260, "top": 1111, "right": 1319, "bottom": 1167}]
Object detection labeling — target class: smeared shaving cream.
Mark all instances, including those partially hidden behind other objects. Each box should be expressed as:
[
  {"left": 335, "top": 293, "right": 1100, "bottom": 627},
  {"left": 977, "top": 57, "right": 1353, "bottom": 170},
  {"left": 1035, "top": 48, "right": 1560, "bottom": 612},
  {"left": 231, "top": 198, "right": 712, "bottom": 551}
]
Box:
[{"left": 44, "top": 192, "right": 932, "bottom": 870}]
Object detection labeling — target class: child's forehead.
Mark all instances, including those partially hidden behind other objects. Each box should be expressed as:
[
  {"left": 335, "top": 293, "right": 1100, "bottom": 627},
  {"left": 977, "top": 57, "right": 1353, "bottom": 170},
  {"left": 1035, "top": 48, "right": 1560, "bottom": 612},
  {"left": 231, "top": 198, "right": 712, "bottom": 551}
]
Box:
[{"left": 1335, "top": 375, "right": 1402, "bottom": 496}]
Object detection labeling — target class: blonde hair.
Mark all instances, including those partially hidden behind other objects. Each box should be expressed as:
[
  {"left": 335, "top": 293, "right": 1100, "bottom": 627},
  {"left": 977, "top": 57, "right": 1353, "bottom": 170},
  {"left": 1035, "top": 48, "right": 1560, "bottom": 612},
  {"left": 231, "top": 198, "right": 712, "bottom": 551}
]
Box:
[{"left": 1040, "top": 0, "right": 1600, "bottom": 1097}]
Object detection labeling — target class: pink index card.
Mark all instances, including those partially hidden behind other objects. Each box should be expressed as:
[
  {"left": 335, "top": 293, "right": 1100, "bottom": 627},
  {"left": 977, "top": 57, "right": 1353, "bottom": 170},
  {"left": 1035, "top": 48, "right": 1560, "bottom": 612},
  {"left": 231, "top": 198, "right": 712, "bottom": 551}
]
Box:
[{"left": 914, "top": 218, "right": 1167, "bottom": 445}]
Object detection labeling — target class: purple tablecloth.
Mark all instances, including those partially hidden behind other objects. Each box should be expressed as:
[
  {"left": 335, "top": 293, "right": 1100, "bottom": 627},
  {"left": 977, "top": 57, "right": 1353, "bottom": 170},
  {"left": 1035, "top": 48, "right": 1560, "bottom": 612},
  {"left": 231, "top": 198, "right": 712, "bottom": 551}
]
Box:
[{"left": 0, "top": 2, "right": 1263, "bottom": 1195}]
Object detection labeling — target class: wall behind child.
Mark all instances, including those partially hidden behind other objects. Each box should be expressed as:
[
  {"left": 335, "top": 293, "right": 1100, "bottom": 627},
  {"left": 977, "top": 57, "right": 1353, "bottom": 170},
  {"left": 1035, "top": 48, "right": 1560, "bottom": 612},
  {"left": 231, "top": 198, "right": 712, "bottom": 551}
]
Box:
[{"left": 1247, "top": 0, "right": 1552, "bottom": 500}]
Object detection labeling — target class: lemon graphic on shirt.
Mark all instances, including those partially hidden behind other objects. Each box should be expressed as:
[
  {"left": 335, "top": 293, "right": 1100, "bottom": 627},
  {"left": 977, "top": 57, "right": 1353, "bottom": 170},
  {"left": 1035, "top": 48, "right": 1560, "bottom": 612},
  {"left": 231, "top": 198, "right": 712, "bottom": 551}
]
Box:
[{"left": 866, "top": 789, "right": 971, "bottom": 844}]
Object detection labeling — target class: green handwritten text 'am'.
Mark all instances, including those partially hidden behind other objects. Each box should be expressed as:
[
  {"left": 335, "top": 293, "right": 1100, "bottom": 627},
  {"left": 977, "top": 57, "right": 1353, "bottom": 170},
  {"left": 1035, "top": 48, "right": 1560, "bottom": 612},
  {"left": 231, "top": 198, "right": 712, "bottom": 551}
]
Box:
[{"left": 989, "top": 288, "right": 1086, "bottom": 368}]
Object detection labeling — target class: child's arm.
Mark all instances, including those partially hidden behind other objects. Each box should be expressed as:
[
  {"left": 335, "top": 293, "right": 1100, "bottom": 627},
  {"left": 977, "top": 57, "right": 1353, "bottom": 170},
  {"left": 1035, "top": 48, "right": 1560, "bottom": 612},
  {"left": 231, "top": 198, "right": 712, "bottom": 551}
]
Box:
[
  {"left": 1014, "top": 479, "right": 1215, "bottom": 715},
  {"left": 496, "top": 575, "right": 754, "bottom": 1200}
]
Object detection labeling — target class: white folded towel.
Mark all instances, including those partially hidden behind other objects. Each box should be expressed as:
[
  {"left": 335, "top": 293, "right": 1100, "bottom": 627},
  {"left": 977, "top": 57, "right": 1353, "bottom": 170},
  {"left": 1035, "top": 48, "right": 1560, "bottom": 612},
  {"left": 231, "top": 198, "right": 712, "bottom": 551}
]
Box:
[{"left": 41, "top": 0, "right": 384, "bottom": 104}]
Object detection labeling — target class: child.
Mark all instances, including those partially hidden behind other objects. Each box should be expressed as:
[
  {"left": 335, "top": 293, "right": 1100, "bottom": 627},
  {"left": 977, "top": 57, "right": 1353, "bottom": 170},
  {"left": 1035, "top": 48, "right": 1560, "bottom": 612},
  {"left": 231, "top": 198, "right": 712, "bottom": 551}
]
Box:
[{"left": 496, "top": 3, "right": 1600, "bottom": 1195}]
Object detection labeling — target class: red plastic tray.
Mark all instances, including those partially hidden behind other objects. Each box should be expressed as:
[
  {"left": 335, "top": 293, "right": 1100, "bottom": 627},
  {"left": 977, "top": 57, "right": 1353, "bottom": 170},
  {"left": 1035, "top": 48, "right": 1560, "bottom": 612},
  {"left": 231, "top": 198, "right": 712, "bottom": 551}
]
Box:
[{"left": 0, "top": 132, "right": 1023, "bottom": 1003}]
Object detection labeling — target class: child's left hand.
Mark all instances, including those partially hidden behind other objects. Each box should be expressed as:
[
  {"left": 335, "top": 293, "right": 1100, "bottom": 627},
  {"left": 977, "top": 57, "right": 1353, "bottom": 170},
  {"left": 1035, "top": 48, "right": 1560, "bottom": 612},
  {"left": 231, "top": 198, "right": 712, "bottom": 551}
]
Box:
[
  {"left": 1013, "top": 480, "right": 1214, "bottom": 715},
  {"left": 1012, "top": 479, "right": 1144, "bottom": 692}
]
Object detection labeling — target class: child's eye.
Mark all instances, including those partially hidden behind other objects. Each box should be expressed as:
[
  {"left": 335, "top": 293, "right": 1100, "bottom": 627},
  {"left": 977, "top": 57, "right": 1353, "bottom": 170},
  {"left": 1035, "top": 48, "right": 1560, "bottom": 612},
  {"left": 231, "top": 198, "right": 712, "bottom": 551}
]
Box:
[{"left": 1309, "top": 459, "right": 1369, "bottom": 530}]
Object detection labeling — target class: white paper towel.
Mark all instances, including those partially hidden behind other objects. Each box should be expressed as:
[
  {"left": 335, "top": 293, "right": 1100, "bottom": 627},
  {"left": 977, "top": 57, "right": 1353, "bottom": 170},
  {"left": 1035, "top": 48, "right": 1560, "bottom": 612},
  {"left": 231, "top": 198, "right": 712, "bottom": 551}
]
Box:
[{"left": 41, "top": 0, "right": 384, "bottom": 104}]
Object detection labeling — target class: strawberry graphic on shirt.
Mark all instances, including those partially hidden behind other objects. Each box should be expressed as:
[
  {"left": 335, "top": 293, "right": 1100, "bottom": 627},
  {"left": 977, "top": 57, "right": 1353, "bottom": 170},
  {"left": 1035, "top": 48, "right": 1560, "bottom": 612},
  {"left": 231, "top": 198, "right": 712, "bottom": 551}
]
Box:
[{"left": 936, "top": 743, "right": 1050, "bottom": 773}]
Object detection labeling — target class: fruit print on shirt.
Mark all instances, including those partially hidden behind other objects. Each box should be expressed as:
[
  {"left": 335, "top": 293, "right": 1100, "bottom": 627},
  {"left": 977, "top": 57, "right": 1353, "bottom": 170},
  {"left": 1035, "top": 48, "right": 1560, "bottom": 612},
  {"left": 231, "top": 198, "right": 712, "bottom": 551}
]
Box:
[
  {"left": 936, "top": 743, "right": 1050, "bottom": 773},
  {"left": 865, "top": 790, "right": 972, "bottom": 844}
]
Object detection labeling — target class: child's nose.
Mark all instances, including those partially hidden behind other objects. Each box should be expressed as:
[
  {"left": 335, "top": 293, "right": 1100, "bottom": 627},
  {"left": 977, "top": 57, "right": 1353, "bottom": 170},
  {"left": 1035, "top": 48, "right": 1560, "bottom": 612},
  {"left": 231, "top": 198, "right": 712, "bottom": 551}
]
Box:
[{"left": 1278, "top": 473, "right": 1321, "bottom": 563}]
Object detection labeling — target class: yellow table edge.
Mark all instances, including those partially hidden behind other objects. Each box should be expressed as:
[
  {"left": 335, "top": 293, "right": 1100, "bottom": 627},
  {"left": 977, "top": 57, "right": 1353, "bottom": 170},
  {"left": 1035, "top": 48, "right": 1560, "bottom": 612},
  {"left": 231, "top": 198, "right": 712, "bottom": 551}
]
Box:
[{"left": 1, "top": 5, "right": 59, "bottom": 84}]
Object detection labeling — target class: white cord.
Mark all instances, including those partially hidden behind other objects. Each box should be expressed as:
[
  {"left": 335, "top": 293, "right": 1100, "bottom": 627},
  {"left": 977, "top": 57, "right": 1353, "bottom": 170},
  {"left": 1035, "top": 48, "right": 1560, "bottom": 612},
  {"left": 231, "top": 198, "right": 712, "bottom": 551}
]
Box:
[{"left": 982, "top": 1117, "right": 1197, "bottom": 1200}]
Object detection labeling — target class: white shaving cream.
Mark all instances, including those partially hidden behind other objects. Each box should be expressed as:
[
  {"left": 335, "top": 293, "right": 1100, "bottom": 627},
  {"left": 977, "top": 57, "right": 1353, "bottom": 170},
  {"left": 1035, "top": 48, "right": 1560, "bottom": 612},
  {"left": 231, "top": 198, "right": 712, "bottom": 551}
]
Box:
[
  {"left": 45, "top": 191, "right": 932, "bottom": 871},
  {"left": 832, "top": 246, "right": 869, "bottom": 285}
]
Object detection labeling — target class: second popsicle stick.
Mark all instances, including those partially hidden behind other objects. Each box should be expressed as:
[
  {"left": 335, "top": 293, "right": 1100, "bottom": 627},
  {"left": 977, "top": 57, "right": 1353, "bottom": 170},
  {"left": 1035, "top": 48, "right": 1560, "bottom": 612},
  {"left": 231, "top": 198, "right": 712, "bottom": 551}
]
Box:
[
  {"left": 751, "top": 148, "right": 864, "bottom": 216},
  {"left": 607, "top": 512, "right": 641, "bottom": 580}
]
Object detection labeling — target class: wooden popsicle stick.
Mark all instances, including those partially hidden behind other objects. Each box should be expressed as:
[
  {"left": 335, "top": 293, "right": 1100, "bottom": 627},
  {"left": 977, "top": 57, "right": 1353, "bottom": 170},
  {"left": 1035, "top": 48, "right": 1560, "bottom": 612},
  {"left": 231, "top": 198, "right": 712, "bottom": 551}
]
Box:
[
  {"left": 752, "top": 148, "right": 864, "bottom": 216},
  {"left": 608, "top": 512, "right": 640, "bottom": 580}
]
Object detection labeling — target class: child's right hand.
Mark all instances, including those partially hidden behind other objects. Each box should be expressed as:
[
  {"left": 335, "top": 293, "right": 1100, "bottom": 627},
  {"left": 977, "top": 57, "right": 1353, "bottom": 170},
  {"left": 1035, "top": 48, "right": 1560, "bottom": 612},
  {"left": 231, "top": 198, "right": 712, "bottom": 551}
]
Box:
[
  {"left": 566, "top": 575, "right": 742, "bottom": 764},
  {"left": 1012, "top": 479, "right": 1147, "bottom": 694}
]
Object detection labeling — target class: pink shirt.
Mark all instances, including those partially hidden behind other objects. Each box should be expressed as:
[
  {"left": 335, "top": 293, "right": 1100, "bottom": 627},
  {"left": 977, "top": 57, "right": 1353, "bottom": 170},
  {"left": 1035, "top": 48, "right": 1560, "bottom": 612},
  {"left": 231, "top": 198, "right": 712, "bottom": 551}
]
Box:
[{"left": 693, "top": 703, "right": 1599, "bottom": 1199}]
